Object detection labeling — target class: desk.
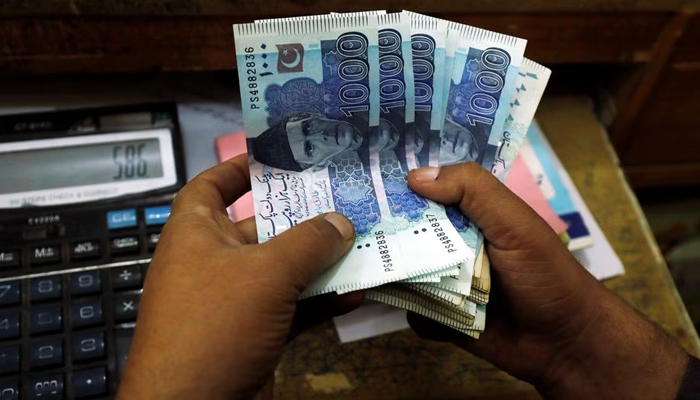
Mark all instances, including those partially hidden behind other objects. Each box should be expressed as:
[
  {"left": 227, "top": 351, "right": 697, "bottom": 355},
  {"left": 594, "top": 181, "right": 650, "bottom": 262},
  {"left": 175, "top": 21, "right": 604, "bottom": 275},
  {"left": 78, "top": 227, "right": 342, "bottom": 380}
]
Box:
[{"left": 273, "top": 97, "right": 700, "bottom": 400}]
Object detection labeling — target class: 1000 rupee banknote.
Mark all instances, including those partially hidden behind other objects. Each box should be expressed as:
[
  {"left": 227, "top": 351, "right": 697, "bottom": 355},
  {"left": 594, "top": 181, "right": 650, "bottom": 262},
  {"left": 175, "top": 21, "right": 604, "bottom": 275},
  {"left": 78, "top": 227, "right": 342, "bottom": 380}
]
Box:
[
  {"left": 235, "top": 16, "right": 412, "bottom": 296},
  {"left": 405, "top": 11, "right": 447, "bottom": 169},
  {"left": 372, "top": 12, "right": 471, "bottom": 276},
  {"left": 487, "top": 58, "right": 552, "bottom": 181}
]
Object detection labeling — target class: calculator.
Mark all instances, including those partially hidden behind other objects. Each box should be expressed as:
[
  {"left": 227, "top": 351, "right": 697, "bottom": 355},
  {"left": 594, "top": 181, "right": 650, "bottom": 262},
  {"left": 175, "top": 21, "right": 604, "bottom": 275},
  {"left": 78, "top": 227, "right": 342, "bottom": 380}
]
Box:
[{"left": 0, "top": 103, "right": 187, "bottom": 399}]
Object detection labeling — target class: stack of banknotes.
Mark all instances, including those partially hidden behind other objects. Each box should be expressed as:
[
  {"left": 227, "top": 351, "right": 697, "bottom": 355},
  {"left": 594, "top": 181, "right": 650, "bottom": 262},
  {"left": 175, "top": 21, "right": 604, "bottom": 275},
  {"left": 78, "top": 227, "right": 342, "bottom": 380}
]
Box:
[{"left": 233, "top": 10, "right": 551, "bottom": 339}]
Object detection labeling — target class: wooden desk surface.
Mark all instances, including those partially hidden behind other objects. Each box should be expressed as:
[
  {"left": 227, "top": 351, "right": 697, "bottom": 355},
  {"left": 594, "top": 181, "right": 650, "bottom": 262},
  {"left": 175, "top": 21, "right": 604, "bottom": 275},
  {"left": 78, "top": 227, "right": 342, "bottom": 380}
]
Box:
[{"left": 273, "top": 96, "right": 700, "bottom": 400}]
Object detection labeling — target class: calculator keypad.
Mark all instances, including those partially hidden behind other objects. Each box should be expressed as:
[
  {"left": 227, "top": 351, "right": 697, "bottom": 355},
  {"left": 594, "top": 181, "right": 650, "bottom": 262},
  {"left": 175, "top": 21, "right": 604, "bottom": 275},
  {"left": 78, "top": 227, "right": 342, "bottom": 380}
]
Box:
[{"left": 0, "top": 202, "right": 169, "bottom": 399}]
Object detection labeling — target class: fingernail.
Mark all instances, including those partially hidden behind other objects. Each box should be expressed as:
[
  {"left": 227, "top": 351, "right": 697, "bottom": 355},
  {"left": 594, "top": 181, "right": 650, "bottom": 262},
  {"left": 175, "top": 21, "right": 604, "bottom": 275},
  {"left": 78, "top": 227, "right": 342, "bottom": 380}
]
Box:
[
  {"left": 324, "top": 213, "right": 354, "bottom": 241},
  {"left": 412, "top": 167, "right": 440, "bottom": 182}
]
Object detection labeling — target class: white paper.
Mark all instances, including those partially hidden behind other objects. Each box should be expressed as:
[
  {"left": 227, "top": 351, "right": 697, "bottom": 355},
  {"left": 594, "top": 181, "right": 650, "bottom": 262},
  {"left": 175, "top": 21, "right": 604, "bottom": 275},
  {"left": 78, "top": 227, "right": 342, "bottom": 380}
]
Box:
[{"left": 333, "top": 302, "right": 409, "bottom": 343}]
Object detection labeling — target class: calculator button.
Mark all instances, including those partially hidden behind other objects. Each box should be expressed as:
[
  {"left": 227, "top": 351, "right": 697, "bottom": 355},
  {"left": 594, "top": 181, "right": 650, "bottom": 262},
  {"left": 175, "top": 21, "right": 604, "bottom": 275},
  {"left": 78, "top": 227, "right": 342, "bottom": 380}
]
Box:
[
  {"left": 70, "top": 241, "right": 101, "bottom": 261},
  {"left": 111, "top": 266, "right": 142, "bottom": 290},
  {"left": 0, "top": 281, "right": 20, "bottom": 306},
  {"left": 113, "top": 295, "right": 140, "bottom": 322},
  {"left": 71, "top": 301, "right": 103, "bottom": 329},
  {"left": 0, "top": 380, "right": 19, "bottom": 400},
  {"left": 30, "top": 306, "right": 62, "bottom": 335},
  {"left": 115, "top": 332, "right": 133, "bottom": 380},
  {"left": 0, "top": 346, "right": 19, "bottom": 374},
  {"left": 30, "top": 276, "right": 62, "bottom": 302},
  {"left": 109, "top": 236, "right": 140, "bottom": 255},
  {"left": 72, "top": 368, "right": 107, "bottom": 398},
  {"left": 69, "top": 271, "right": 102, "bottom": 296},
  {"left": 144, "top": 205, "right": 171, "bottom": 226},
  {"left": 30, "top": 246, "right": 61, "bottom": 266},
  {"left": 23, "top": 227, "right": 47, "bottom": 241},
  {"left": 106, "top": 209, "right": 137, "bottom": 230},
  {"left": 29, "top": 375, "right": 64, "bottom": 400},
  {"left": 72, "top": 332, "right": 105, "bottom": 362},
  {"left": 29, "top": 339, "right": 63, "bottom": 368},
  {"left": 0, "top": 312, "right": 20, "bottom": 340},
  {"left": 0, "top": 251, "right": 20, "bottom": 270},
  {"left": 147, "top": 232, "right": 161, "bottom": 251}
]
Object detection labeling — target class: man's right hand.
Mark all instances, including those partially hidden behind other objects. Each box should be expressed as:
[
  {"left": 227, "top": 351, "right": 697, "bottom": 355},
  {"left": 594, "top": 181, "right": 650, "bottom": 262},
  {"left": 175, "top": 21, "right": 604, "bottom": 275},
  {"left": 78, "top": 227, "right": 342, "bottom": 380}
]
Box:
[{"left": 407, "top": 163, "right": 689, "bottom": 400}]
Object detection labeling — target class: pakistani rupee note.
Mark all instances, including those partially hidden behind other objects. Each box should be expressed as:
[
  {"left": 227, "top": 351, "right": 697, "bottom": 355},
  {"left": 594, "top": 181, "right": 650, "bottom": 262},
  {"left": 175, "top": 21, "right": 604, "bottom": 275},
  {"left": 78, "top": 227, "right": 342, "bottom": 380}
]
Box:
[
  {"left": 235, "top": 16, "right": 411, "bottom": 296},
  {"left": 372, "top": 12, "right": 471, "bottom": 277}
]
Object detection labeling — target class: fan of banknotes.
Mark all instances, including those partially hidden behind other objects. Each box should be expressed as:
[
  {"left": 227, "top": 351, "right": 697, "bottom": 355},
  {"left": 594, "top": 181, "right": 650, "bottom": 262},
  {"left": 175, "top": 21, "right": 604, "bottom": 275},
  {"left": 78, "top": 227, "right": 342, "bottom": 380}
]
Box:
[{"left": 232, "top": 10, "right": 551, "bottom": 339}]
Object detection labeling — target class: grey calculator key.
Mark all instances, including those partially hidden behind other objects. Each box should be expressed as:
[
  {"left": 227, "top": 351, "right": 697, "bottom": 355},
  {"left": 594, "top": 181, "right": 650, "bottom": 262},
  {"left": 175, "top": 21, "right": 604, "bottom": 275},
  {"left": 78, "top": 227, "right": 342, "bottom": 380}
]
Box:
[
  {"left": 0, "top": 282, "right": 20, "bottom": 307},
  {"left": 30, "top": 306, "right": 62, "bottom": 335},
  {"left": 0, "top": 380, "right": 19, "bottom": 400},
  {"left": 69, "top": 271, "right": 102, "bottom": 296},
  {"left": 71, "top": 302, "right": 103, "bottom": 329},
  {"left": 72, "top": 368, "right": 107, "bottom": 398},
  {"left": 0, "top": 346, "right": 19, "bottom": 374},
  {"left": 29, "top": 339, "right": 63, "bottom": 368},
  {"left": 0, "top": 312, "right": 20, "bottom": 340},
  {"left": 30, "top": 276, "right": 62, "bottom": 302},
  {"left": 29, "top": 374, "right": 64, "bottom": 400},
  {"left": 72, "top": 331, "right": 105, "bottom": 362}
]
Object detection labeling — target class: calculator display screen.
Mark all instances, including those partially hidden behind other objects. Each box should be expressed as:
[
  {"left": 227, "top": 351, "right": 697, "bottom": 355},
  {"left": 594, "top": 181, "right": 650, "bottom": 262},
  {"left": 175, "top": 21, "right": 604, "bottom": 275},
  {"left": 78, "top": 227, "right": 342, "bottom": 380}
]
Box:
[
  {"left": 0, "top": 139, "right": 163, "bottom": 195},
  {"left": 0, "top": 129, "right": 178, "bottom": 208}
]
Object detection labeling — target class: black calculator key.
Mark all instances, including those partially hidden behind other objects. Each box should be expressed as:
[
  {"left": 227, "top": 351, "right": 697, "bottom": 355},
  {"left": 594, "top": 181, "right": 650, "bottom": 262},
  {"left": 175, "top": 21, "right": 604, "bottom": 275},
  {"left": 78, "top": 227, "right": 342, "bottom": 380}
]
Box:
[
  {"left": 73, "top": 368, "right": 107, "bottom": 398},
  {"left": 30, "top": 276, "right": 62, "bottom": 302},
  {"left": 115, "top": 332, "right": 133, "bottom": 380},
  {"left": 113, "top": 295, "right": 140, "bottom": 322},
  {"left": 0, "top": 312, "right": 20, "bottom": 340},
  {"left": 0, "top": 282, "right": 20, "bottom": 306},
  {"left": 111, "top": 266, "right": 142, "bottom": 290},
  {"left": 70, "top": 241, "right": 101, "bottom": 261},
  {"left": 72, "top": 331, "right": 105, "bottom": 362},
  {"left": 0, "top": 346, "right": 19, "bottom": 374},
  {"left": 0, "top": 380, "right": 19, "bottom": 400},
  {"left": 69, "top": 271, "right": 102, "bottom": 296},
  {"left": 30, "top": 306, "right": 62, "bottom": 335},
  {"left": 109, "top": 236, "right": 140, "bottom": 255},
  {"left": 30, "top": 246, "right": 61, "bottom": 266},
  {"left": 29, "top": 375, "right": 64, "bottom": 400},
  {"left": 29, "top": 339, "right": 63, "bottom": 368},
  {"left": 0, "top": 251, "right": 20, "bottom": 270},
  {"left": 71, "top": 301, "right": 103, "bottom": 328},
  {"left": 147, "top": 232, "right": 161, "bottom": 251}
]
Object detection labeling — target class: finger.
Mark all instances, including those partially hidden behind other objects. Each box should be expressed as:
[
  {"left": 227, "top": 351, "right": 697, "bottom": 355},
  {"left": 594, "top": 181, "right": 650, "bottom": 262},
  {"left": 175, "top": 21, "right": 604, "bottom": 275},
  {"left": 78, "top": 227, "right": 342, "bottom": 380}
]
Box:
[
  {"left": 173, "top": 154, "right": 251, "bottom": 214},
  {"left": 234, "top": 217, "right": 258, "bottom": 244},
  {"left": 261, "top": 213, "right": 355, "bottom": 292},
  {"left": 289, "top": 291, "right": 364, "bottom": 339},
  {"left": 407, "top": 163, "right": 557, "bottom": 250}
]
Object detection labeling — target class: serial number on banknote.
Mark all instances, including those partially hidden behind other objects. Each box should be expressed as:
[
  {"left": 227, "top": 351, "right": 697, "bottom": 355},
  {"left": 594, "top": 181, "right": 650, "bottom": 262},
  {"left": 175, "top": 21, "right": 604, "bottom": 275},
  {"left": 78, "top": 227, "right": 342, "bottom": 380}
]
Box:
[
  {"left": 375, "top": 230, "right": 394, "bottom": 272},
  {"left": 243, "top": 47, "right": 263, "bottom": 109},
  {"left": 427, "top": 214, "right": 457, "bottom": 253}
]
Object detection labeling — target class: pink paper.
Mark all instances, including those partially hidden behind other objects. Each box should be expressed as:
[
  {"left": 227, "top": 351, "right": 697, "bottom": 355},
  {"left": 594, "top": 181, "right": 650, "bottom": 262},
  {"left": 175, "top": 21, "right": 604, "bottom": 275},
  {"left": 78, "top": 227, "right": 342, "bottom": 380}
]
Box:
[
  {"left": 505, "top": 155, "right": 568, "bottom": 234},
  {"left": 215, "top": 132, "right": 255, "bottom": 222}
]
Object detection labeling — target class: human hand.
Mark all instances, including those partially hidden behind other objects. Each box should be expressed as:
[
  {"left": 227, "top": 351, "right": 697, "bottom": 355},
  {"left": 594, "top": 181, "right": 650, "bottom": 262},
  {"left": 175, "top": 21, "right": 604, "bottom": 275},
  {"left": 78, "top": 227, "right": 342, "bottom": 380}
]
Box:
[
  {"left": 116, "top": 155, "right": 362, "bottom": 400},
  {"left": 406, "top": 163, "right": 688, "bottom": 400}
]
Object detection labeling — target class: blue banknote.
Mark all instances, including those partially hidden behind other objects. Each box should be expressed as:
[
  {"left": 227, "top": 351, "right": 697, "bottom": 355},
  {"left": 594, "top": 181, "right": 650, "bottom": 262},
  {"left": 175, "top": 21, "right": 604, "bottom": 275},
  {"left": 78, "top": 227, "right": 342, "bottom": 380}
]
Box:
[
  {"left": 406, "top": 12, "right": 448, "bottom": 168},
  {"left": 437, "top": 23, "right": 526, "bottom": 286},
  {"left": 440, "top": 26, "right": 526, "bottom": 168},
  {"left": 489, "top": 58, "right": 551, "bottom": 181},
  {"left": 372, "top": 12, "right": 472, "bottom": 275},
  {"left": 234, "top": 16, "right": 411, "bottom": 296}
]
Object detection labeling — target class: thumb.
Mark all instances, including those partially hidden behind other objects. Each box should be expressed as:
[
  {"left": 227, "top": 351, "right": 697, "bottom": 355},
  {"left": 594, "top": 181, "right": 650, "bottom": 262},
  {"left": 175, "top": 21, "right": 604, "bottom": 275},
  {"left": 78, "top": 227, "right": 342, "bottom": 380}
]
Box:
[
  {"left": 407, "top": 163, "right": 559, "bottom": 252},
  {"left": 260, "top": 212, "right": 355, "bottom": 292}
]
